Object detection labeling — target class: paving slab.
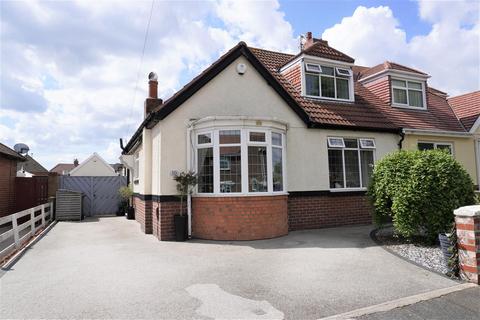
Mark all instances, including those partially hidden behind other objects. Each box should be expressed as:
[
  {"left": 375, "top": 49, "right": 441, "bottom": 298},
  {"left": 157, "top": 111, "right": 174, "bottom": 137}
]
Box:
[{"left": 0, "top": 217, "right": 459, "bottom": 319}]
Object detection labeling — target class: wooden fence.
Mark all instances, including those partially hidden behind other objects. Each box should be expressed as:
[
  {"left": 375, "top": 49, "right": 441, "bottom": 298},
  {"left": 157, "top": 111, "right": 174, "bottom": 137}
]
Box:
[{"left": 0, "top": 202, "right": 53, "bottom": 261}]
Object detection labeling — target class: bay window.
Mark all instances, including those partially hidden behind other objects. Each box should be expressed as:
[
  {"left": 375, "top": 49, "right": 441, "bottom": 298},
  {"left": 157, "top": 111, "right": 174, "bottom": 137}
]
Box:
[
  {"left": 304, "top": 63, "right": 353, "bottom": 101},
  {"left": 195, "top": 128, "right": 286, "bottom": 195},
  {"left": 327, "top": 137, "right": 375, "bottom": 189}
]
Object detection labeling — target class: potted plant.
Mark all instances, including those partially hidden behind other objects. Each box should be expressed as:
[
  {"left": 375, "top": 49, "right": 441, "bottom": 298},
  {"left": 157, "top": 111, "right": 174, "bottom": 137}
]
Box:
[
  {"left": 118, "top": 185, "right": 135, "bottom": 219},
  {"left": 172, "top": 171, "right": 197, "bottom": 241}
]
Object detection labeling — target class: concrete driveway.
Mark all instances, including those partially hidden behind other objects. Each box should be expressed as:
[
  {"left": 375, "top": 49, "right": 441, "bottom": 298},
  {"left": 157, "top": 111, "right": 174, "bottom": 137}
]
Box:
[{"left": 0, "top": 217, "right": 459, "bottom": 319}]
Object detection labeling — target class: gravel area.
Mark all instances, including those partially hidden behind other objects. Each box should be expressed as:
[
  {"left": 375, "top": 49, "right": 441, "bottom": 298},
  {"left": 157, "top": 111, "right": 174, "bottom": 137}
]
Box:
[{"left": 374, "top": 227, "right": 450, "bottom": 275}]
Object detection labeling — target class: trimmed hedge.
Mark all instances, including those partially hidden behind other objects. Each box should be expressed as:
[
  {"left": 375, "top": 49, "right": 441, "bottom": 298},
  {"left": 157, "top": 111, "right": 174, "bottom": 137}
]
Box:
[{"left": 368, "top": 150, "right": 475, "bottom": 242}]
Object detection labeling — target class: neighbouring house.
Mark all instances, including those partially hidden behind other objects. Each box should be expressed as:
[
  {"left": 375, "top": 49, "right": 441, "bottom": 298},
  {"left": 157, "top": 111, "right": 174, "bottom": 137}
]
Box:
[
  {"left": 50, "top": 159, "right": 78, "bottom": 175},
  {"left": 17, "top": 154, "right": 49, "bottom": 177},
  {"left": 0, "top": 143, "right": 25, "bottom": 217},
  {"left": 121, "top": 32, "right": 479, "bottom": 241},
  {"left": 69, "top": 153, "right": 117, "bottom": 176},
  {"left": 448, "top": 91, "right": 480, "bottom": 186}
]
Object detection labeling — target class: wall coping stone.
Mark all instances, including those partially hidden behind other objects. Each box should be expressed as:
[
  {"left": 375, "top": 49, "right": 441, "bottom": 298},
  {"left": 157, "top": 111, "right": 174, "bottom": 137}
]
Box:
[{"left": 454, "top": 205, "right": 480, "bottom": 217}]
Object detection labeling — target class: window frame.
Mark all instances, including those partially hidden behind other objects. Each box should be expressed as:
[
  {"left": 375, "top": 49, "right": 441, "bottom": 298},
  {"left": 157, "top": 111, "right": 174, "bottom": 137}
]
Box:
[
  {"left": 417, "top": 141, "right": 454, "bottom": 155},
  {"left": 194, "top": 128, "right": 286, "bottom": 196},
  {"left": 305, "top": 63, "right": 322, "bottom": 73},
  {"left": 391, "top": 77, "right": 427, "bottom": 110},
  {"left": 303, "top": 61, "right": 354, "bottom": 102},
  {"left": 327, "top": 137, "right": 376, "bottom": 191},
  {"left": 359, "top": 138, "right": 376, "bottom": 149},
  {"left": 133, "top": 152, "right": 140, "bottom": 183}
]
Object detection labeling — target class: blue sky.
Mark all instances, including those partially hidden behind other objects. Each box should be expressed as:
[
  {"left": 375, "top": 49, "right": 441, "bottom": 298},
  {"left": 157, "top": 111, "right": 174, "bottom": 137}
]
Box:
[{"left": 1, "top": 0, "right": 479, "bottom": 169}]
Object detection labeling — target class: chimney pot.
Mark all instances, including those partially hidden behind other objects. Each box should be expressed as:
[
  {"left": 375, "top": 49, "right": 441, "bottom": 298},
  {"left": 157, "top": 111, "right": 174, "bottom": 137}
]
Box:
[
  {"left": 148, "top": 79, "right": 158, "bottom": 99},
  {"left": 74, "top": 158, "right": 79, "bottom": 166},
  {"left": 145, "top": 72, "right": 162, "bottom": 118}
]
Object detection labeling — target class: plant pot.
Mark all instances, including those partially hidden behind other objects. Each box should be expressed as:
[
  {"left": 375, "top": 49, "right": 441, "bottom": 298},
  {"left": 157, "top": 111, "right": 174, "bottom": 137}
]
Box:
[
  {"left": 174, "top": 215, "right": 187, "bottom": 242},
  {"left": 438, "top": 233, "right": 453, "bottom": 267},
  {"left": 126, "top": 206, "right": 135, "bottom": 220}
]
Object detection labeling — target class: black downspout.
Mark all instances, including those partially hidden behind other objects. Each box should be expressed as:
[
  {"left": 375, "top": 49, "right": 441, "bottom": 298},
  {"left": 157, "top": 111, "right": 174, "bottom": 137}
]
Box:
[{"left": 398, "top": 130, "right": 405, "bottom": 150}]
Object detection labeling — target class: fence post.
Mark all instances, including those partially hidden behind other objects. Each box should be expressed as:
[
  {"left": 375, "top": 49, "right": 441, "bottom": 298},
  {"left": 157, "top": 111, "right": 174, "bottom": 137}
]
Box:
[
  {"left": 41, "top": 204, "right": 46, "bottom": 228},
  {"left": 30, "top": 207, "right": 35, "bottom": 236},
  {"left": 11, "top": 213, "right": 20, "bottom": 249}
]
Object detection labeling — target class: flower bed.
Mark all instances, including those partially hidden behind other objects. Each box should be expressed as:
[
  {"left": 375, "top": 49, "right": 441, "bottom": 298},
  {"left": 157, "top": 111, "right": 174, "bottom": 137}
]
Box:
[{"left": 373, "top": 226, "right": 452, "bottom": 276}]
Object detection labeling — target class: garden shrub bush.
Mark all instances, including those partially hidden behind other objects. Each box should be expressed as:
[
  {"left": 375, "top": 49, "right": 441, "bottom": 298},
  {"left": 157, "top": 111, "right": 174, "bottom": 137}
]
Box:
[{"left": 368, "top": 150, "right": 475, "bottom": 242}]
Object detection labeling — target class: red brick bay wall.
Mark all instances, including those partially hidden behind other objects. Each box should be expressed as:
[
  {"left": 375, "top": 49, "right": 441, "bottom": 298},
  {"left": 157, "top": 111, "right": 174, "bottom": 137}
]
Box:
[
  {"left": 192, "top": 195, "right": 288, "bottom": 240},
  {"left": 152, "top": 199, "right": 180, "bottom": 241},
  {"left": 133, "top": 196, "right": 152, "bottom": 234},
  {"left": 288, "top": 192, "right": 372, "bottom": 231}
]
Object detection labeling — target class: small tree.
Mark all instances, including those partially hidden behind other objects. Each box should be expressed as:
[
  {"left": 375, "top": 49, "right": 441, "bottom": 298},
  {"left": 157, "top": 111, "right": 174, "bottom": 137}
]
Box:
[
  {"left": 173, "top": 171, "right": 197, "bottom": 216},
  {"left": 368, "top": 150, "right": 475, "bottom": 243},
  {"left": 118, "top": 185, "right": 133, "bottom": 211}
]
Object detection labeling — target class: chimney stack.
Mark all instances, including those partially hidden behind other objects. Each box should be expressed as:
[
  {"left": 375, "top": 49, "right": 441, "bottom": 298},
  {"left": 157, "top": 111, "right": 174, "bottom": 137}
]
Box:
[
  {"left": 304, "top": 32, "right": 314, "bottom": 50},
  {"left": 74, "top": 158, "right": 79, "bottom": 167},
  {"left": 145, "top": 72, "right": 163, "bottom": 118}
]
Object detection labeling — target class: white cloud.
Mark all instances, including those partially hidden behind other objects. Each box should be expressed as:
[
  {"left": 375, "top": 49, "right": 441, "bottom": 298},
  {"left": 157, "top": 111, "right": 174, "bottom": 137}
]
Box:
[
  {"left": 0, "top": 0, "right": 295, "bottom": 169},
  {"left": 322, "top": 1, "right": 479, "bottom": 95}
]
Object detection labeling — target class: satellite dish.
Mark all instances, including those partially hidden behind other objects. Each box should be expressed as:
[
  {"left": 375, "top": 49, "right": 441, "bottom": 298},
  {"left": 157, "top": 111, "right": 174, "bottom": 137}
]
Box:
[
  {"left": 14, "top": 143, "right": 29, "bottom": 155},
  {"left": 148, "top": 72, "right": 158, "bottom": 81}
]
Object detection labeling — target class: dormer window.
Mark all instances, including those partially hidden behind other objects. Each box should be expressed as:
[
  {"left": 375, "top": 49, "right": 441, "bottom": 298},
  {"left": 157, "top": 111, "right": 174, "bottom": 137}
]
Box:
[
  {"left": 391, "top": 78, "right": 425, "bottom": 109},
  {"left": 304, "top": 63, "right": 353, "bottom": 101}
]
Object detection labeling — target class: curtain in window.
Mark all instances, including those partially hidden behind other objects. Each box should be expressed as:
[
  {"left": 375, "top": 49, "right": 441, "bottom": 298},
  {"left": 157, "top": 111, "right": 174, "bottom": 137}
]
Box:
[
  {"left": 408, "top": 90, "right": 423, "bottom": 108},
  {"left": 306, "top": 74, "right": 319, "bottom": 96},
  {"left": 393, "top": 88, "right": 408, "bottom": 104},
  {"left": 321, "top": 76, "right": 335, "bottom": 98},
  {"left": 336, "top": 78, "right": 349, "bottom": 99}
]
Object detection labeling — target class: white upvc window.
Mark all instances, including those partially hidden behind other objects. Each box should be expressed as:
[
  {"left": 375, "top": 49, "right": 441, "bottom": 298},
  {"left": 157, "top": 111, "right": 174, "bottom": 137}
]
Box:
[
  {"left": 195, "top": 128, "right": 286, "bottom": 195},
  {"left": 327, "top": 137, "right": 376, "bottom": 190},
  {"left": 304, "top": 63, "right": 353, "bottom": 101},
  {"left": 133, "top": 152, "right": 140, "bottom": 181},
  {"left": 391, "top": 78, "right": 426, "bottom": 109},
  {"left": 417, "top": 141, "right": 453, "bottom": 155}
]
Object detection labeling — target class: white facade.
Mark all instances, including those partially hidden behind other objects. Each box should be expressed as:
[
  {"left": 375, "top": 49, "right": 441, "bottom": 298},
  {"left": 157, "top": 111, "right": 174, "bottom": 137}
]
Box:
[
  {"left": 129, "top": 56, "right": 400, "bottom": 196},
  {"left": 69, "top": 153, "right": 117, "bottom": 177}
]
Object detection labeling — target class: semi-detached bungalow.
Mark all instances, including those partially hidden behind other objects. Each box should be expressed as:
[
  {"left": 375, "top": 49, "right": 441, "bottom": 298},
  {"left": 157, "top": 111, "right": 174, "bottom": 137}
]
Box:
[{"left": 121, "top": 32, "right": 479, "bottom": 241}]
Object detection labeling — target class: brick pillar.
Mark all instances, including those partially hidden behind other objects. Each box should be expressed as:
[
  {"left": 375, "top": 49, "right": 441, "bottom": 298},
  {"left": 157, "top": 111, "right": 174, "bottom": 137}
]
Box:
[{"left": 454, "top": 205, "right": 480, "bottom": 284}]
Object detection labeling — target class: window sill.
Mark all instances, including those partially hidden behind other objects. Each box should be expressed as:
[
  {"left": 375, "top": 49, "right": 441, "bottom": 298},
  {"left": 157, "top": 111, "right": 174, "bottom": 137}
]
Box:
[
  {"left": 329, "top": 188, "right": 367, "bottom": 192},
  {"left": 304, "top": 95, "right": 354, "bottom": 103},
  {"left": 193, "top": 192, "right": 289, "bottom": 198},
  {"left": 392, "top": 103, "right": 427, "bottom": 111}
]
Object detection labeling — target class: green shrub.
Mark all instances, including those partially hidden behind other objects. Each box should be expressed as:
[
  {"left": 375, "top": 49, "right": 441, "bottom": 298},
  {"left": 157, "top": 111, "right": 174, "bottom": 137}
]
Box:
[{"left": 368, "top": 150, "right": 475, "bottom": 242}]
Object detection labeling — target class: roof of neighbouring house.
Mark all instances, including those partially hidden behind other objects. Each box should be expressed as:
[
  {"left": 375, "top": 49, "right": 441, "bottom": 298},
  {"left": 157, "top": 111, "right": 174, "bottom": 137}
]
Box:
[
  {"left": 0, "top": 143, "right": 25, "bottom": 161},
  {"left": 448, "top": 91, "right": 480, "bottom": 131},
  {"left": 17, "top": 155, "right": 48, "bottom": 173},
  {"left": 50, "top": 163, "right": 76, "bottom": 174}
]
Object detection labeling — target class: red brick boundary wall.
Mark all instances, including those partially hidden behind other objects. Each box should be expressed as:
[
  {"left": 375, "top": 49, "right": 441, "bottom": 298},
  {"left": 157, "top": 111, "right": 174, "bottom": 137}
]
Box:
[
  {"left": 192, "top": 195, "right": 288, "bottom": 240},
  {"left": 454, "top": 206, "right": 480, "bottom": 284},
  {"left": 288, "top": 191, "right": 372, "bottom": 231}
]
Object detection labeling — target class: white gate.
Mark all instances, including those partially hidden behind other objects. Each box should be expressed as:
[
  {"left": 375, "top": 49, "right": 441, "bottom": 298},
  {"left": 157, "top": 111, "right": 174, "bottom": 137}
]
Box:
[{"left": 59, "top": 176, "right": 127, "bottom": 216}]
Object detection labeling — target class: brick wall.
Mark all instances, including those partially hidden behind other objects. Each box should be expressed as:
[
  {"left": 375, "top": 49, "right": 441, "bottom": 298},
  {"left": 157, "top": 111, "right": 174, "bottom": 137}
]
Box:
[
  {"left": 283, "top": 64, "right": 302, "bottom": 93},
  {"left": 454, "top": 206, "right": 480, "bottom": 284},
  {"left": 133, "top": 196, "right": 152, "bottom": 234},
  {"left": 362, "top": 76, "right": 391, "bottom": 105},
  {"left": 0, "top": 157, "right": 17, "bottom": 217},
  {"left": 192, "top": 195, "right": 288, "bottom": 240},
  {"left": 288, "top": 192, "right": 372, "bottom": 231},
  {"left": 152, "top": 199, "right": 180, "bottom": 241}
]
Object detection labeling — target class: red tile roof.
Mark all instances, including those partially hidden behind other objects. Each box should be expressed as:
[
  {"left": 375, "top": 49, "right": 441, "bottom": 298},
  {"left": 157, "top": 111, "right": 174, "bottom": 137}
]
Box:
[
  {"left": 358, "top": 61, "right": 428, "bottom": 79},
  {"left": 448, "top": 91, "right": 480, "bottom": 131},
  {"left": 50, "top": 163, "right": 76, "bottom": 174}
]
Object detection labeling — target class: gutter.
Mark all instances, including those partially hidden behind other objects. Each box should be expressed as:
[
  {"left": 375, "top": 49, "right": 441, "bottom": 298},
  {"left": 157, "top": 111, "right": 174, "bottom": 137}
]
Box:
[
  {"left": 402, "top": 128, "right": 472, "bottom": 138},
  {"left": 122, "top": 113, "right": 155, "bottom": 155}
]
